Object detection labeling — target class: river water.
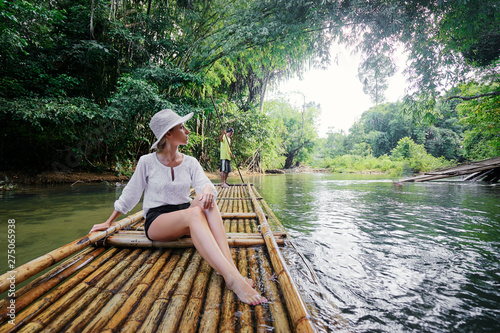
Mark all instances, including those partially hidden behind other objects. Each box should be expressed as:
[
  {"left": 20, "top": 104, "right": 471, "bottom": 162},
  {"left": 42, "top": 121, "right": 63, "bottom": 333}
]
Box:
[{"left": 1, "top": 173, "right": 499, "bottom": 332}]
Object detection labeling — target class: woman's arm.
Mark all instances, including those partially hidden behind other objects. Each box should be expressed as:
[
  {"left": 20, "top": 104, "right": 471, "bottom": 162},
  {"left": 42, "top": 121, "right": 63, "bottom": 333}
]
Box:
[
  {"left": 89, "top": 155, "right": 147, "bottom": 234},
  {"left": 190, "top": 156, "right": 217, "bottom": 208},
  {"left": 89, "top": 210, "right": 122, "bottom": 233}
]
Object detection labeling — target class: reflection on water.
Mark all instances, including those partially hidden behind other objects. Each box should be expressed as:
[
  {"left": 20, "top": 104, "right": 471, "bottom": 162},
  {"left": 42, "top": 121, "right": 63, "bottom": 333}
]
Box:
[
  {"left": 0, "top": 183, "right": 140, "bottom": 275},
  {"left": 251, "top": 173, "right": 500, "bottom": 333},
  {"left": 2, "top": 174, "right": 500, "bottom": 332}
]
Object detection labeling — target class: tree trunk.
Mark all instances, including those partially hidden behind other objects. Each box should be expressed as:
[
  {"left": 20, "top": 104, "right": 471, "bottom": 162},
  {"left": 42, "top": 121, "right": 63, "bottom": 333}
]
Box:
[
  {"left": 90, "top": 0, "right": 95, "bottom": 38},
  {"left": 259, "top": 73, "right": 270, "bottom": 113},
  {"left": 284, "top": 153, "right": 295, "bottom": 169}
]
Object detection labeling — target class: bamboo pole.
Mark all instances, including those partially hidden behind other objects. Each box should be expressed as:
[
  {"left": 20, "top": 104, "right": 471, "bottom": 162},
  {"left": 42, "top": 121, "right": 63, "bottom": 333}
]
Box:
[
  {"left": 241, "top": 191, "right": 249, "bottom": 213},
  {"left": 216, "top": 196, "right": 224, "bottom": 212},
  {"left": 234, "top": 185, "right": 240, "bottom": 208},
  {"left": 237, "top": 190, "right": 244, "bottom": 219},
  {"left": 222, "top": 193, "right": 231, "bottom": 232},
  {"left": 0, "top": 248, "right": 121, "bottom": 333},
  {"left": 0, "top": 245, "right": 92, "bottom": 310},
  {"left": 233, "top": 186, "right": 254, "bottom": 332},
  {"left": 228, "top": 185, "right": 235, "bottom": 202},
  {"left": 137, "top": 249, "right": 194, "bottom": 333},
  {"left": 10, "top": 248, "right": 126, "bottom": 333},
  {"left": 198, "top": 270, "right": 224, "bottom": 333},
  {"left": 81, "top": 249, "right": 162, "bottom": 333},
  {"left": 102, "top": 249, "right": 171, "bottom": 333},
  {"left": 246, "top": 182, "right": 317, "bottom": 333},
  {"left": 216, "top": 197, "right": 262, "bottom": 200},
  {"left": 0, "top": 246, "right": 104, "bottom": 324},
  {"left": 42, "top": 249, "right": 143, "bottom": 333},
  {"left": 232, "top": 186, "right": 238, "bottom": 213},
  {"left": 218, "top": 249, "right": 237, "bottom": 333},
  {"left": 221, "top": 212, "right": 260, "bottom": 219},
  {"left": 237, "top": 248, "right": 253, "bottom": 333},
  {"left": 219, "top": 187, "right": 227, "bottom": 201},
  {"left": 224, "top": 188, "right": 231, "bottom": 213},
  {"left": 243, "top": 195, "right": 251, "bottom": 232},
  {"left": 258, "top": 247, "right": 292, "bottom": 333},
  {"left": 114, "top": 231, "right": 285, "bottom": 238},
  {"left": 66, "top": 249, "right": 151, "bottom": 332},
  {"left": 0, "top": 211, "right": 144, "bottom": 294},
  {"left": 251, "top": 218, "right": 259, "bottom": 234},
  {"left": 157, "top": 252, "right": 203, "bottom": 333},
  {"left": 230, "top": 216, "right": 238, "bottom": 234},
  {"left": 120, "top": 250, "right": 179, "bottom": 333},
  {"left": 177, "top": 260, "right": 212, "bottom": 333},
  {"left": 247, "top": 246, "right": 271, "bottom": 333},
  {"left": 101, "top": 233, "right": 284, "bottom": 248}
]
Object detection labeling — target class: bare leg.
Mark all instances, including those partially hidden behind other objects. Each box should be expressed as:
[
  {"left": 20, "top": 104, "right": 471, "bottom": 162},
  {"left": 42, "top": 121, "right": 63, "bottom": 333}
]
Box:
[
  {"left": 147, "top": 206, "right": 266, "bottom": 305},
  {"left": 190, "top": 193, "right": 254, "bottom": 287},
  {"left": 220, "top": 171, "right": 229, "bottom": 187},
  {"left": 220, "top": 171, "right": 226, "bottom": 187}
]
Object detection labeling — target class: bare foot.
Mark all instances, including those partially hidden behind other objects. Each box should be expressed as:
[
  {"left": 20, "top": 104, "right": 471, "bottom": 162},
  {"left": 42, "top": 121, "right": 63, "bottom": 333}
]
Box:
[
  {"left": 217, "top": 271, "right": 254, "bottom": 288},
  {"left": 244, "top": 277, "right": 255, "bottom": 288},
  {"left": 226, "top": 275, "right": 267, "bottom": 305}
]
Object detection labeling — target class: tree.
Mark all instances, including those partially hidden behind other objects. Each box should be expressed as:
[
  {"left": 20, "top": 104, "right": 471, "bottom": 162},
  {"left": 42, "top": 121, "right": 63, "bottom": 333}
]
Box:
[
  {"left": 391, "top": 137, "right": 450, "bottom": 173},
  {"left": 0, "top": 0, "right": 336, "bottom": 171},
  {"left": 323, "top": 128, "right": 347, "bottom": 158},
  {"left": 265, "top": 97, "right": 320, "bottom": 169},
  {"left": 358, "top": 53, "right": 396, "bottom": 105},
  {"left": 456, "top": 82, "right": 500, "bottom": 160},
  {"left": 343, "top": 101, "right": 464, "bottom": 161}
]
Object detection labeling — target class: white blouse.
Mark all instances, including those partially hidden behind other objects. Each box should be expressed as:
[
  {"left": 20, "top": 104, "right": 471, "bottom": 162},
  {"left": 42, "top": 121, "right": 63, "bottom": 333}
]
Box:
[{"left": 114, "top": 152, "right": 216, "bottom": 217}]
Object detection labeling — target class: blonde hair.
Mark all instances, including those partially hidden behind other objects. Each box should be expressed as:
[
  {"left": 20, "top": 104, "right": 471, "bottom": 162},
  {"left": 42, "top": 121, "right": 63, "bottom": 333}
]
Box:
[{"left": 156, "top": 134, "right": 168, "bottom": 152}]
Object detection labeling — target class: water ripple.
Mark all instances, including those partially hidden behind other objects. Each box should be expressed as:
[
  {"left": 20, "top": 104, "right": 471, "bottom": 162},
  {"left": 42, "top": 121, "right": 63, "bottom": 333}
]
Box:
[{"left": 254, "top": 174, "right": 500, "bottom": 333}]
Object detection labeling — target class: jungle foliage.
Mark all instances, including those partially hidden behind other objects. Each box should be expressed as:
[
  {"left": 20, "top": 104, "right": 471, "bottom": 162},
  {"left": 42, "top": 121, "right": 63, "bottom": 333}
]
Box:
[
  {"left": 312, "top": 101, "right": 460, "bottom": 174},
  {"left": 0, "top": 0, "right": 498, "bottom": 175}
]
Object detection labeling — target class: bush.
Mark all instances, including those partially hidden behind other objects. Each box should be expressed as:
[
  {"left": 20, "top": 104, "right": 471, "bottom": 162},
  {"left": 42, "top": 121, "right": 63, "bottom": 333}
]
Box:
[
  {"left": 391, "top": 137, "right": 454, "bottom": 173},
  {"left": 324, "top": 154, "right": 405, "bottom": 174}
]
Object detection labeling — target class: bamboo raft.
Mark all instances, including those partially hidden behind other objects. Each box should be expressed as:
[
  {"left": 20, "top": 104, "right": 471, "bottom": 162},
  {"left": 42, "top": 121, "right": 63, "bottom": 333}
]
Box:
[
  {"left": 0, "top": 183, "right": 318, "bottom": 332},
  {"left": 400, "top": 156, "right": 500, "bottom": 183}
]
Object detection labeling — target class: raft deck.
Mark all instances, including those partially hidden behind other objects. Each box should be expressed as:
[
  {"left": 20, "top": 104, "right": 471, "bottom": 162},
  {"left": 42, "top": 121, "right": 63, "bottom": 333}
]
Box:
[{"left": 0, "top": 183, "right": 317, "bottom": 332}]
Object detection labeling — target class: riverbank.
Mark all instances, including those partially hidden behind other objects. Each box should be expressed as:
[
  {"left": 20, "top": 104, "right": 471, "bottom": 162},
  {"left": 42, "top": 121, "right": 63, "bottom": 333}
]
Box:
[
  {"left": 1, "top": 170, "right": 130, "bottom": 186},
  {"left": 0, "top": 169, "right": 260, "bottom": 186},
  {"left": 1, "top": 165, "right": 332, "bottom": 187}
]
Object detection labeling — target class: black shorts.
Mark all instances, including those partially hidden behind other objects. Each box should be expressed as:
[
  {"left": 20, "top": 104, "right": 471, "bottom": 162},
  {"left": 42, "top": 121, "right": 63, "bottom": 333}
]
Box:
[
  {"left": 220, "top": 159, "right": 231, "bottom": 172},
  {"left": 144, "top": 203, "right": 190, "bottom": 241}
]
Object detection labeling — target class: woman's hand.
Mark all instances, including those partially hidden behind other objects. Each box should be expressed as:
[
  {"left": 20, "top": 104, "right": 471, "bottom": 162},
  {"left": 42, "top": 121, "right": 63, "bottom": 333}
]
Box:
[
  {"left": 89, "top": 210, "right": 121, "bottom": 234},
  {"left": 199, "top": 186, "right": 216, "bottom": 209},
  {"left": 89, "top": 221, "right": 111, "bottom": 234}
]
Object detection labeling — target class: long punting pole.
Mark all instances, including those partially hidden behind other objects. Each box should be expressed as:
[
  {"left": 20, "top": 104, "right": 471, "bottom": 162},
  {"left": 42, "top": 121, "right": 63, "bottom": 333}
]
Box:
[
  {"left": 0, "top": 211, "right": 144, "bottom": 294},
  {"left": 209, "top": 93, "right": 245, "bottom": 183},
  {"left": 246, "top": 182, "right": 317, "bottom": 333}
]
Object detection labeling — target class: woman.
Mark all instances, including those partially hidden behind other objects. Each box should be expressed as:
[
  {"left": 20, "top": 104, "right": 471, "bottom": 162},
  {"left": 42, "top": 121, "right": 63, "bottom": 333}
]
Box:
[{"left": 90, "top": 109, "right": 267, "bottom": 305}]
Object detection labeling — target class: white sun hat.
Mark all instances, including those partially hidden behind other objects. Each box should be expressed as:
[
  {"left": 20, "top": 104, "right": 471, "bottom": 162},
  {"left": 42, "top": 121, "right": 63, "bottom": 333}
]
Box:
[{"left": 149, "top": 109, "right": 194, "bottom": 150}]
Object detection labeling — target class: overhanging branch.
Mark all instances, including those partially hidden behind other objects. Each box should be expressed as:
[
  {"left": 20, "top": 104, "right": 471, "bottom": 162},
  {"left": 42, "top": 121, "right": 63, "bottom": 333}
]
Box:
[{"left": 447, "top": 91, "right": 500, "bottom": 101}]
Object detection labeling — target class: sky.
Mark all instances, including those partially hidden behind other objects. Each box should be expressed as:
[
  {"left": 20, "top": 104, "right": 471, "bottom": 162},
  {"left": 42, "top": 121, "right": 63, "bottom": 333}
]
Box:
[{"left": 267, "top": 44, "right": 408, "bottom": 137}]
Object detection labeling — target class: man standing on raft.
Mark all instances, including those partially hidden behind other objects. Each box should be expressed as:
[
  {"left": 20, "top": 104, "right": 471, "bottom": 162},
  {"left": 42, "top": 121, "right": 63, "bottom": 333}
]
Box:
[
  {"left": 220, "top": 128, "right": 234, "bottom": 188},
  {"left": 89, "top": 110, "right": 266, "bottom": 305}
]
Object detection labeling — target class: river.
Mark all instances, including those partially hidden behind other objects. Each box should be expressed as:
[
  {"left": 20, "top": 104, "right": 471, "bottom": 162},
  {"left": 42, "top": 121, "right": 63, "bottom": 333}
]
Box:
[{"left": 1, "top": 173, "right": 499, "bottom": 332}]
